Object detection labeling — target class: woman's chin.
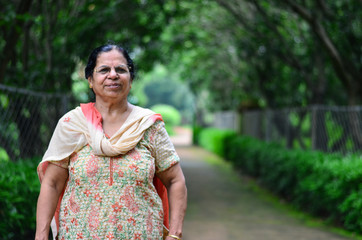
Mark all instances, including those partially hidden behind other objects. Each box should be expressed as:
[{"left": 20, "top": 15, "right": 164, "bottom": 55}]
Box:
[{"left": 97, "top": 92, "right": 129, "bottom": 101}]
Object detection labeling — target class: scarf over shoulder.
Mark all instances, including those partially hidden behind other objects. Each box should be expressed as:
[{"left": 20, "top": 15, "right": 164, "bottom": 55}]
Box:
[{"left": 37, "top": 103, "right": 169, "bottom": 238}]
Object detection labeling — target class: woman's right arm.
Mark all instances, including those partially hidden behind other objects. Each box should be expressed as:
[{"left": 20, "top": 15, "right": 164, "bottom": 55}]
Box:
[{"left": 35, "top": 163, "right": 68, "bottom": 240}]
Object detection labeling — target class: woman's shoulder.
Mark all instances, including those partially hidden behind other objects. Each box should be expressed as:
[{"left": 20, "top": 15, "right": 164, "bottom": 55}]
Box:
[
  {"left": 150, "top": 119, "right": 164, "bottom": 130},
  {"left": 131, "top": 105, "right": 163, "bottom": 125},
  {"left": 131, "top": 105, "right": 155, "bottom": 115},
  {"left": 57, "top": 105, "right": 83, "bottom": 123}
]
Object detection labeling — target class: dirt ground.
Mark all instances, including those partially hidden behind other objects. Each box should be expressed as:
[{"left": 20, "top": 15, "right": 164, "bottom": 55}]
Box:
[{"left": 170, "top": 127, "right": 356, "bottom": 240}]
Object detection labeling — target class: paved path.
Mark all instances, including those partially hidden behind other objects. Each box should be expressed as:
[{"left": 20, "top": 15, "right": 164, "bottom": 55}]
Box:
[{"left": 170, "top": 128, "right": 354, "bottom": 240}]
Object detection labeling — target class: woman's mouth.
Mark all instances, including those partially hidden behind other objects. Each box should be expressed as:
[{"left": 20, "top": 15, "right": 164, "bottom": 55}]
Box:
[{"left": 105, "top": 83, "right": 121, "bottom": 89}]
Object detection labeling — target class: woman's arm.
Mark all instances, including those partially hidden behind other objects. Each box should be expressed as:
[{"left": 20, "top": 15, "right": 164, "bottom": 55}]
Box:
[
  {"left": 35, "top": 163, "right": 68, "bottom": 240},
  {"left": 157, "top": 163, "right": 187, "bottom": 240}
]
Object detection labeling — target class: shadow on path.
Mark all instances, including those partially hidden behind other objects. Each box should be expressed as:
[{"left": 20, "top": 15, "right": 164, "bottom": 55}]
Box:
[{"left": 170, "top": 128, "right": 353, "bottom": 240}]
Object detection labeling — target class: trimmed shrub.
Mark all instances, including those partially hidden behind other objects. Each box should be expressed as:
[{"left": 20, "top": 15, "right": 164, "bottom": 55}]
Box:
[
  {"left": 226, "top": 135, "right": 362, "bottom": 233},
  {"left": 151, "top": 104, "right": 181, "bottom": 135},
  {"left": 192, "top": 124, "right": 203, "bottom": 146},
  {"left": 197, "top": 128, "right": 236, "bottom": 156},
  {"left": 0, "top": 158, "right": 41, "bottom": 239}
]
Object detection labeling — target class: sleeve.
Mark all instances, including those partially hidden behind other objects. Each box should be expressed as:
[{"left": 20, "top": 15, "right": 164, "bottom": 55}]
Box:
[
  {"left": 152, "top": 121, "right": 180, "bottom": 173},
  {"left": 49, "top": 158, "right": 70, "bottom": 169}
]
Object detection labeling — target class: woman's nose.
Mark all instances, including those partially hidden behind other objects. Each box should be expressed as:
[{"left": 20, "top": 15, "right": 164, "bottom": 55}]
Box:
[{"left": 109, "top": 68, "right": 118, "bottom": 78}]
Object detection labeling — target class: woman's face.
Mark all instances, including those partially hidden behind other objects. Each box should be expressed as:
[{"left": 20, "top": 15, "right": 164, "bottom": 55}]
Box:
[{"left": 88, "top": 49, "right": 132, "bottom": 103}]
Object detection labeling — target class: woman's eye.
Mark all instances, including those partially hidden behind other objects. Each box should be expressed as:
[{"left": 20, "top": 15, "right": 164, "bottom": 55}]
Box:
[
  {"left": 115, "top": 67, "right": 128, "bottom": 74},
  {"left": 98, "top": 68, "right": 109, "bottom": 74}
]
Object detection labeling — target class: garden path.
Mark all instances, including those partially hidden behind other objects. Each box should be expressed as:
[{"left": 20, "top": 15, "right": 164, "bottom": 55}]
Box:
[{"left": 170, "top": 127, "right": 355, "bottom": 240}]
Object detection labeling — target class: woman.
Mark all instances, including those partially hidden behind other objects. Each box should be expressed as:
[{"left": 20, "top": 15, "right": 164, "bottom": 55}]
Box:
[{"left": 35, "top": 44, "right": 187, "bottom": 240}]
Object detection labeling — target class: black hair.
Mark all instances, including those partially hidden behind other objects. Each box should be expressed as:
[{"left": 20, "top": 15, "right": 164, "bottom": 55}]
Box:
[{"left": 84, "top": 43, "right": 135, "bottom": 81}]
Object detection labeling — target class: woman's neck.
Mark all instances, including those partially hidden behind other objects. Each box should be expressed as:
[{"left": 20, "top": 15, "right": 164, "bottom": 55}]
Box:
[
  {"left": 94, "top": 99, "right": 131, "bottom": 118},
  {"left": 94, "top": 99, "right": 134, "bottom": 137}
]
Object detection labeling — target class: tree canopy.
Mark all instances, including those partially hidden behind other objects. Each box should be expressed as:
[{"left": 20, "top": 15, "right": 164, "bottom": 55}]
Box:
[
  {"left": 1, "top": 0, "right": 361, "bottom": 108},
  {"left": 1, "top": 0, "right": 180, "bottom": 91}
]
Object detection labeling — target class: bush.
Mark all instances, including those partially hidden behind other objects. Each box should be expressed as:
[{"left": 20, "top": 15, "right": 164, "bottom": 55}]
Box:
[
  {"left": 151, "top": 104, "right": 181, "bottom": 135},
  {"left": 225, "top": 134, "right": 362, "bottom": 233},
  {"left": 192, "top": 124, "right": 203, "bottom": 146},
  {"left": 0, "top": 158, "right": 40, "bottom": 239},
  {"left": 197, "top": 128, "right": 236, "bottom": 156},
  {"left": 195, "top": 127, "right": 362, "bottom": 234},
  {"left": 0, "top": 148, "right": 10, "bottom": 162}
]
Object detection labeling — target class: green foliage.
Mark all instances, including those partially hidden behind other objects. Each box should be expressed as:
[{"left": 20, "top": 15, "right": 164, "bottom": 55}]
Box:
[
  {"left": 192, "top": 124, "right": 203, "bottom": 146},
  {"left": 195, "top": 127, "right": 362, "bottom": 234},
  {"left": 135, "top": 64, "right": 195, "bottom": 124},
  {"left": 0, "top": 94, "right": 9, "bottom": 108},
  {"left": 160, "top": 1, "right": 247, "bottom": 111},
  {"left": 1, "top": 0, "right": 189, "bottom": 161},
  {"left": 340, "top": 189, "right": 362, "bottom": 231},
  {"left": 71, "top": 70, "right": 90, "bottom": 103},
  {"left": 0, "top": 158, "right": 41, "bottom": 239},
  {"left": 159, "top": 0, "right": 361, "bottom": 108},
  {"left": 0, "top": 148, "right": 9, "bottom": 162},
  {"left": 197, "top": 128, "right": 236, "bottom": 156},
  {"left": 1, "top": 0, "right": 183, "bottom": 92},
  {"left": 325, "top": 112, "right": 344, "bottom": 149},
  {"left": 151, "top": 104, "right": 181, "bottom": 135},
  {"left": 1, "top": 0, "right": 361, "bottom": 114}
]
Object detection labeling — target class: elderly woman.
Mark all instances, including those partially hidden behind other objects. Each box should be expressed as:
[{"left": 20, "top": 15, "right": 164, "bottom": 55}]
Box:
[{"left": 35, "top": 44, "right": 187, "bottom": 240}]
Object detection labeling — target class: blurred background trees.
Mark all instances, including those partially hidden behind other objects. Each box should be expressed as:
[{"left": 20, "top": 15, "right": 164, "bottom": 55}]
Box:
[
  {"left": 0, "top": 0, "right": 362, "bottom": 159},
  {"left": 0, "top": 1, "right": 361, "bottom": 238},
  {"left": 0, "top": 0, "right": 361, "bottom": 157},
  {"left": 1, "top": 0, "right": 360, "bottom": 107}
]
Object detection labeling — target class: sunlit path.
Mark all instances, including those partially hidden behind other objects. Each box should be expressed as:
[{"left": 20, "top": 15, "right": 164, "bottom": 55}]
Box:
[
  {"left": 170, "top": 126, "right": 193, "bottom": 147},
  {"left": 171, "top": 129, "right": 352, "bottom": 240}
]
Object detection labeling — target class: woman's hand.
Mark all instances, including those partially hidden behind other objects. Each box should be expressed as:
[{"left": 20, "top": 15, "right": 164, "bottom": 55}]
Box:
[
  {"left": 165, "top": 234, "right": 182, "bottom": 240},
  {"left": 157, "top": 163, "right": 187, "bottom": 240}
]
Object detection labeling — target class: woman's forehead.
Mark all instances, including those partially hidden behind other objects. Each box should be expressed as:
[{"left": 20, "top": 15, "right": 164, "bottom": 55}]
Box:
[{"left": 96, "top": 49, "right": 127, "bottom": 65}]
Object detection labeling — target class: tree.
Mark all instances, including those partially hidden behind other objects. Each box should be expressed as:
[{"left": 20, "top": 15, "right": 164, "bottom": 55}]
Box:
[
  {"left": 156, "top": 0, "right": 361, "bottom": 149},
  {"left": 140, "top": 65, "right": 195, "bottom": 124},
  {"left": 0, "top": 0, "right": 184, "bottom": 159},
  {"left": 212, "top": 0, "right": 361, "bottom": 149},
  {"left": 282, "top": 0, "right": 362, "bottom": 105},
  {"left": 214, "top": 0, "right": 362, "bottom": 105}
]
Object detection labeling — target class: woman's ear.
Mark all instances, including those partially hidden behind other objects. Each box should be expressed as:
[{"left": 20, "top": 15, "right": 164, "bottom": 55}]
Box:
[{"left": 88, "top": 77, "right": 93, "bottom": 88}]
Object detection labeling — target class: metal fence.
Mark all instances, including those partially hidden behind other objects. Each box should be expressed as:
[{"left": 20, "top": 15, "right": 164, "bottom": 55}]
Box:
[
  {"left": 0, "top": 84, "right": 75, "bottom": 161},
  {"left": 2, "top": 83, "right": 361, "bottom": 160},
  {"left": 213, "top": 111, "right": 239, "bottom": 130},
  {"left": 241, "top": 106, "right": 362, "bottom": 154}
]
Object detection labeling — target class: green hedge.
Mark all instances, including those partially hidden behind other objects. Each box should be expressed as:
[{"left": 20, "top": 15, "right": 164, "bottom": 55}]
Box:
[
  {"left": 197, "top": 128, "right": 236, "bottom": 156},
  {"left": 192, "top": 124, "right": 203, "bottom": 146},
  {"left": 197, "top": 127, "right": 362, "bottom": 234},
  {"left": 0, "top": 158, "right": 40, "bottom": 239}
]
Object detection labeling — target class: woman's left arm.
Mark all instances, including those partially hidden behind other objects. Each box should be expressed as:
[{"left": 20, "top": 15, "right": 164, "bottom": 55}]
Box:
[{"left": 157, "top": 163, "right": 187, "bottom": 239}]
